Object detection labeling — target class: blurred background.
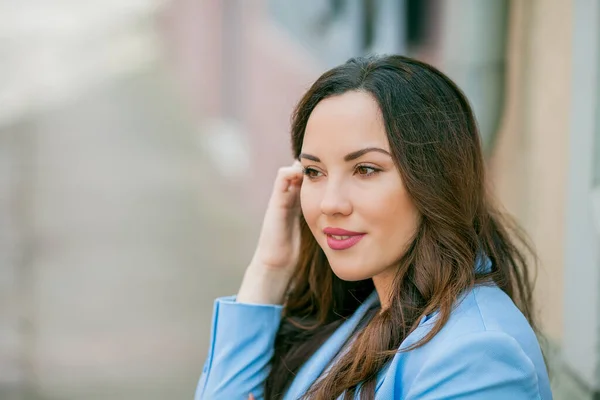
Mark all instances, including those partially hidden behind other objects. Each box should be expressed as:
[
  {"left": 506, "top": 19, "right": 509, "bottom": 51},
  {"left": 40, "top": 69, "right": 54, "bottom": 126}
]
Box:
[{"left": 0, "top": 0, "right": 597, "bottom": 399}]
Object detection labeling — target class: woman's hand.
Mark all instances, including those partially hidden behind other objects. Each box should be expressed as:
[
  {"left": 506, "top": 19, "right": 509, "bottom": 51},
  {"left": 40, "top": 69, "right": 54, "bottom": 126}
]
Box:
[
  {"left": 251, "top": 161, "right": 303, "bottom": 273},
  {"left": 237, "top": 161, "right": 304, "bottom": 305}
]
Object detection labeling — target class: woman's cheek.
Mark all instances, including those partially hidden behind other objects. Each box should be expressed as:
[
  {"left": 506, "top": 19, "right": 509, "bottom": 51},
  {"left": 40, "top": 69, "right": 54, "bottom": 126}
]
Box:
[{"left": 300, "top": 185, "right": 316, "bottom": 222}]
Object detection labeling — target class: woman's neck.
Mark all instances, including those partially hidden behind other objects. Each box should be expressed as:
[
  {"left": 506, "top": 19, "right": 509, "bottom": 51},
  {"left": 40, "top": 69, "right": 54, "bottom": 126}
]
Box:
[{"left": 371, "top": 267, "right": 398, "bottom": 310}]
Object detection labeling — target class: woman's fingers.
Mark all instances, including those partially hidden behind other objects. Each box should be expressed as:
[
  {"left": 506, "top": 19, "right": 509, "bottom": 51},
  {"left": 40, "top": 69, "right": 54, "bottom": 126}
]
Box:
[{"left": 275, "top": 161, "right": 304, "bottom": 193}]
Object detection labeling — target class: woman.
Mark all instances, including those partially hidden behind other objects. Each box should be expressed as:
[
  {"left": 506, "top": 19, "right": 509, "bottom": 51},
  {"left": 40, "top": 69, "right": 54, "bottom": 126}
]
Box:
[{"left": 195, "top": 55, "right": 552, "bottom": 399}]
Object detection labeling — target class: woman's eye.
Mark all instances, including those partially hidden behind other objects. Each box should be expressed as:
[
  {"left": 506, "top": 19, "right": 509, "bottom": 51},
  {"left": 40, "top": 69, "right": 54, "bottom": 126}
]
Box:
[
  {"left": 303, "top": 167, "right": 322, "bottom": 178},
  {"left": 355, "top": 165, "right": 379, "bottom": 176}
]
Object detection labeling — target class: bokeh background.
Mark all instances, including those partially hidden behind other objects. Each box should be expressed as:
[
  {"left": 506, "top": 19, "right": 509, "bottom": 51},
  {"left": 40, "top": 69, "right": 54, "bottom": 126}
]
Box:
[{"left": 0, "top": 0, "right": 598, "bottom": 399}]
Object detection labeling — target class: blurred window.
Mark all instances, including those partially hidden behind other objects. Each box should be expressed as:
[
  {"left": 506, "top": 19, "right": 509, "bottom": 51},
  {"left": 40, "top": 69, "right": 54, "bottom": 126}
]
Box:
[
  {"left": 594, "top": 43, "right": 600, "bottom": 187},
  {"left": 405, "top": 0, "right": 431, "bottom": 51}
]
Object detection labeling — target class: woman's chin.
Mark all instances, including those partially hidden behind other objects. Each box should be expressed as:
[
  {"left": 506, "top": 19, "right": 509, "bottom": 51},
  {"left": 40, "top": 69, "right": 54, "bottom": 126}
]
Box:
[{"left": 328, "top": 263, "right": 373, "bottom": 282}]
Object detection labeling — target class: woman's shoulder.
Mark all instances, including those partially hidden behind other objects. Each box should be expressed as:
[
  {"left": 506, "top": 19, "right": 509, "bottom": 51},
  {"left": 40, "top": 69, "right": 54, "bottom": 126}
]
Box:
[
  {"left": 449, "top": 284, "right": 537, "bottom": 342},
  {"left": 386, "top": 284, "right": 551, "bottom": 399},
  {"left": 416, "top": 284, "right": 542, "bottom": 354}
]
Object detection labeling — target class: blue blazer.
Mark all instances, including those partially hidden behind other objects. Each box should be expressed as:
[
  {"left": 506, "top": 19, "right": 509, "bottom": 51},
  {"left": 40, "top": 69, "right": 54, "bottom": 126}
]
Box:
[{"left": 195, "top": 285, "right": 552, "bottom": 399}]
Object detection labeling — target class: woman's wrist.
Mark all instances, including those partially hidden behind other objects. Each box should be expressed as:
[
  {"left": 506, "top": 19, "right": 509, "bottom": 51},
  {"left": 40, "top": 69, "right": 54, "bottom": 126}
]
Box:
[{"left": 236, "top": 262, "right": 292, "bottom": 305}]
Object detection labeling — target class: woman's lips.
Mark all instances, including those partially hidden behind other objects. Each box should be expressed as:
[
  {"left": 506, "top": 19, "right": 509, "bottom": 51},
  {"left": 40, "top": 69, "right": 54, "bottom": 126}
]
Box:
[
  {"left": 326, "top": 234, "right": 366, "bottom": 250},
  {"left": 323, "top": 227, "right": 366, "bottom": 250}
]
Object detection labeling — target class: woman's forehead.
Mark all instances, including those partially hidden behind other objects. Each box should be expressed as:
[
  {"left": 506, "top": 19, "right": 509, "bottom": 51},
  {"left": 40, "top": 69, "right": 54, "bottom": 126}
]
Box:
[{"left": 303, "top": 92, "right": 389, "bottom": 153}]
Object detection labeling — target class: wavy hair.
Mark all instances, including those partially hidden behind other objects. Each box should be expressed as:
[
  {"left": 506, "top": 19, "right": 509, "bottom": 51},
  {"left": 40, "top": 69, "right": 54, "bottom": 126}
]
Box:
[{"left": 264, "top": 55, "right": 538, "bottom": 400}]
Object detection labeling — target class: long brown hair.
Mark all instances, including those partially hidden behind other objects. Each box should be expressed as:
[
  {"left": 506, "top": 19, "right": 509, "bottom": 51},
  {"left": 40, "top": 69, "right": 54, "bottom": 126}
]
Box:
[{"left": 264, "top": 55, "right": 538, "bottom": 400}]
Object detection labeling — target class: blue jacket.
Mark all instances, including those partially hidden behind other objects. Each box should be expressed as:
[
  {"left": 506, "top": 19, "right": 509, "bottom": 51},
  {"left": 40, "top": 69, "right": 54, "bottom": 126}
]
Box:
[{"left": 195, "top": 285, "right": 552, "bottom": 399}]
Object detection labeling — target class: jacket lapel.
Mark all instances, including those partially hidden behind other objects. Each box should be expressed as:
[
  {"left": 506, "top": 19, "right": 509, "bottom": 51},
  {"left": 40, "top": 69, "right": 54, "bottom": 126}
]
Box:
[{"left": 284, "top": 291, "right": 380, "bottom": 400}]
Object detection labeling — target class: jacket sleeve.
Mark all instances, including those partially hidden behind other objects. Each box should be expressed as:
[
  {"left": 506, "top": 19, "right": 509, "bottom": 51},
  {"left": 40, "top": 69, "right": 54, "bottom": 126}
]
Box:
[
  {"left": 403, "top": 331, "right": 544, "bottom": 400},
  {"left": 194, "top": 296, "right": 284, "bottom": 400}
]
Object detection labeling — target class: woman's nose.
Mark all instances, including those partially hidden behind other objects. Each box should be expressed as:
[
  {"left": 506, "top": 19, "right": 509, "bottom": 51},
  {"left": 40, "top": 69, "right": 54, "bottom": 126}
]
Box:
[{"left": 320, "top": 181, "right": 352, "bottom": 216}]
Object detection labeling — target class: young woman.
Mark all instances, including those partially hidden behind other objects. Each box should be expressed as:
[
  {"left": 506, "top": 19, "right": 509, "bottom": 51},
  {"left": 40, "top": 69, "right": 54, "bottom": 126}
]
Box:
[{"left": 195, "top": 55, "right": 552, "bottom": 399}]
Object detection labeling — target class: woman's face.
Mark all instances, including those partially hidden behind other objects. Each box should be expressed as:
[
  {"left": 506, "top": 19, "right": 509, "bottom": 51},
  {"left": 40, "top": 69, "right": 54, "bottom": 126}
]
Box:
[{"left": 300, "top": 91, "right": 420, "bottom": 284}]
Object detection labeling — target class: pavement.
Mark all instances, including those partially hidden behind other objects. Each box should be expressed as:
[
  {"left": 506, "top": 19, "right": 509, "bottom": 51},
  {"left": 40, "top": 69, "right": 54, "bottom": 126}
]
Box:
[{"left": 0, "top": 62, "right": 260, "bottom": 400}]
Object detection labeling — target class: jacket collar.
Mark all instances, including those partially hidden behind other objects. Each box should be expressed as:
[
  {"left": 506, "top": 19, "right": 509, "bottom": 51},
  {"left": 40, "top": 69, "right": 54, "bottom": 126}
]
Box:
[
  {"left": 283, "top": 255, "right": 492, "bottom": 398},
  {"left": 283, "top": 291, "right": 379, "bottom": 399}
]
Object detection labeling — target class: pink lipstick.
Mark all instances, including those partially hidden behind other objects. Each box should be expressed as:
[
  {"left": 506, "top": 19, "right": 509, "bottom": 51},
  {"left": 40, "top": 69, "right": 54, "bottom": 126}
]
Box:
[{"left": 323, "top": 227, "right": 366, "bottom": 250}]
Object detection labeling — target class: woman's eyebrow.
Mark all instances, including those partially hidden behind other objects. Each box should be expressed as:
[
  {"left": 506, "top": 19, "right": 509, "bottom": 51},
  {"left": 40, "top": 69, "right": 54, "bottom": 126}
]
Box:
[
  {"left": 300, "top": 147, "right": 391, "bottom": 163},
  {"left": 344, "top": 147, "right": 391, "bottom": 161},
  {"left": 299, "top": 153, "right": 321, "bottom": 162}
]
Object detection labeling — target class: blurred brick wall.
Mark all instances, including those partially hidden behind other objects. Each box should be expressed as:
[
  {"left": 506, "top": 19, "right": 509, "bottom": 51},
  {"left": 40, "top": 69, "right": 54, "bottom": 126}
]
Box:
[{"left": 159, "top": 0, "right": 321, "bottom": 214}]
